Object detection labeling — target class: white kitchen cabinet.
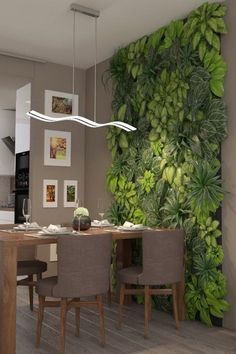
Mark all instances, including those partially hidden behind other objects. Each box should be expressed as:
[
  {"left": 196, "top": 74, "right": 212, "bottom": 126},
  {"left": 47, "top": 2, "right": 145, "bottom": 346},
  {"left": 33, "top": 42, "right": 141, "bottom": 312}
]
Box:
[{"left": 0, "top": 210, "right": 14, "bottom": 224}]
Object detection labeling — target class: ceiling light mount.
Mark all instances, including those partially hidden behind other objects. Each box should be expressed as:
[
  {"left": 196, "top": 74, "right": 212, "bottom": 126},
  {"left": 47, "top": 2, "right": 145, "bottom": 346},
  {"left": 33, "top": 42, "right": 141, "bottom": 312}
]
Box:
[{"left": 70, "top": 3, "right": 100, "bottom": 18}]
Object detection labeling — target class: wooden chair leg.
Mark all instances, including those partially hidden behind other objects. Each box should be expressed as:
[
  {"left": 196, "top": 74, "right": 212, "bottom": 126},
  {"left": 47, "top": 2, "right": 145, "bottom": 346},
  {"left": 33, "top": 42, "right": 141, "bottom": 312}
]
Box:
[
  {"left": 144, "top": 285, "right": 150, "bottom": 339},
  {"left": 36, "top": 273, "right": 42, "bottom": 281},
  {"left": 107, "top": 281, "right": 112, "bottom": 307},
  {"left": 97, "top": 295, "right": 106, "bottom": 346},
  {"left": 60, "top": 299, "right": 67, "bottom": 354},
  {"left": 117, "top": 283, "right": 125, "bottom": 329},
  {"left": 35, "top": 295, "right": 45, "bottom": 347},
  {"left": 172, "top": 283, "right": 179, "bottom": 329},
  {"left": 148, "top": 294, "right": 152, "bottom": 322},
  {"left": 75, "top": 298, "right": 80, "bottom": 337},
  {"left": 28, "top": 275, "right": 34, "bottom": 311}
]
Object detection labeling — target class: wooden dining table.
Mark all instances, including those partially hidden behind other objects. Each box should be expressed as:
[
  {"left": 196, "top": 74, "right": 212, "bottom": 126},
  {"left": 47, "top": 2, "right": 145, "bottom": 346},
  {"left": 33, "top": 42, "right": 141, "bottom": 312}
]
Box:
[{"left": 0, "top": 226, "right": 185, "bottom": 354}]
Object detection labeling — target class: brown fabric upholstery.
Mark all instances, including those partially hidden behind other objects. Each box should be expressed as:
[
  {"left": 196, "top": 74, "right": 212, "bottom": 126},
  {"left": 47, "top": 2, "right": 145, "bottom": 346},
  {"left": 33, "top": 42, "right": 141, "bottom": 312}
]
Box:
[
  {"left": 117, "top": 229, "right": 185, "bottom": 338},
  {"left": 36, "top": 276, "right": 57, "bottom": 297},
  {"left": 35, "top": 233, "right": 112, "bottom": 352},
  {"left": 118, "top": 266, "right": 142, "bottom": 285},
  {"left": 17, "top": 260, "right": 47, "bottom": 276},
  {"left": 53, "top": 234, "right": 112, "bottom": 298},
  {"left": 139, "top": 229, "right": 184, "bottom": 285},
  {"left": 117, "top": 230, "right": 184, "bottom": 286}
]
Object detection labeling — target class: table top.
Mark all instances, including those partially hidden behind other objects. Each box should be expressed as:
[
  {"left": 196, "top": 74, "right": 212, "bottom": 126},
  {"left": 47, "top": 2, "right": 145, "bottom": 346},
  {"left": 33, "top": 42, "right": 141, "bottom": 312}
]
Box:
[{"left": 0, "top": 225, "right": 157, "bottom": 247}]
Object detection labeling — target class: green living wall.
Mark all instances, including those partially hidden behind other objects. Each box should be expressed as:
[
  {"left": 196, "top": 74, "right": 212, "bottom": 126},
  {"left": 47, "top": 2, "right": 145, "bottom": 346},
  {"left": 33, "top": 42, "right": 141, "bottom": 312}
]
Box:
[{"left": 105, "top": 2, "right": 229, "bottom": 326}]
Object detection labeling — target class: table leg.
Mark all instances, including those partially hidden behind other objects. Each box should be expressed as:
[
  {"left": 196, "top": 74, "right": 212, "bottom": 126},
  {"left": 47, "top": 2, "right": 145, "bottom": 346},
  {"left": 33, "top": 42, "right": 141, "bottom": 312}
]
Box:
[{"left": 0, "top": 243, "right": 17, "bottom": 354}]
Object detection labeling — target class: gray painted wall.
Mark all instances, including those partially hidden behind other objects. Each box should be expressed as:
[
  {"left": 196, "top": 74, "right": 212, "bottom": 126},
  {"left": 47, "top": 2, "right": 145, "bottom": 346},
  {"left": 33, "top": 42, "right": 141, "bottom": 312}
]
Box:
[
  {"left": 84, "top": 60, "right": 112, "bottom": 220},
  {"left": 222, "top": 0, "right": 236, "bottom": 331},
  {"left": 30, "top": 62, "right": 86, "bottom": 226}
]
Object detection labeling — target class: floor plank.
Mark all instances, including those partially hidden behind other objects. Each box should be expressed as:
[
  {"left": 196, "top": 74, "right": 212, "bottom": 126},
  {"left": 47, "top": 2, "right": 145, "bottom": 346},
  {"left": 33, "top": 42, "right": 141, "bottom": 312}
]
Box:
[{"left": 16, "top": 287, "right": 236, "bottom": 354}]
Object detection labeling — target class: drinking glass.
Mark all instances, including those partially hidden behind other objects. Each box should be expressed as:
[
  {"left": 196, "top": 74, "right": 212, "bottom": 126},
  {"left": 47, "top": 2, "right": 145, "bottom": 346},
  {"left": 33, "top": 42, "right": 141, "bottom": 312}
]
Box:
[
  {"left": 22, "top": 198, "right": 31, "bottom": 231},
  {"left": 97, "top": 198, "right": 105, "bottom": 221}
]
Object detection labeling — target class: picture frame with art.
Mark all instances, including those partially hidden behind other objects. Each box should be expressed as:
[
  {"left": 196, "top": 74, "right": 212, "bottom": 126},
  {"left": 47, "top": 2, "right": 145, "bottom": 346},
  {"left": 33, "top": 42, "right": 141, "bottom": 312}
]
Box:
[
  {"left": 44, "top": 89, "right": 79, "bottom": 117},
  {"left": 63, "top": 180, "right": 78, "bottom": 207},
  {"left": 44, "top": 129, "right": 71, "bottom": 167},
  {"left": 43, "top": 179, "right": 58, "bottom": 208}
]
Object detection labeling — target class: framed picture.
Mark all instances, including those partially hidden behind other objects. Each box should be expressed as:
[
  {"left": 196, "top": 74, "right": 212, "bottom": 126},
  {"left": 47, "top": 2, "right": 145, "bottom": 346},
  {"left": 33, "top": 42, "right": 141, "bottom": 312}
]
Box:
[
  {"left": 64, "top": 180, "right": 78, "bottom": 207},
  {"left": 43, "top": 179, "right": 58, "bottom": 208},
  {"left": 44, "top": 90, "right": 79, "bottom": 117},
  {"left": 44, "top": 129, "right": 71, "bottom": 166}
]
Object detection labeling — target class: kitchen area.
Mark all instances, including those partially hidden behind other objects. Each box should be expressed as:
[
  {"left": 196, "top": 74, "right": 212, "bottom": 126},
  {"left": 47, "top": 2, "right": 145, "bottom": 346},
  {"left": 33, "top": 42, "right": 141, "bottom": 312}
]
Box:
[
  {"left": 0, "top": 176, "right": 15, "bottom": 224},
  {"left": 0, "top": 71, "right": 31, "bottom": 224}
]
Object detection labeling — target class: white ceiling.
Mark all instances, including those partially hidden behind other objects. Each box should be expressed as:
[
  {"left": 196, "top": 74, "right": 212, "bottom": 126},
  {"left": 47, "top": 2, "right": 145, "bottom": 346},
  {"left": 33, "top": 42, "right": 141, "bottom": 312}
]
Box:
[{"left": 0, "top": 0, "right": 224, "bottom": 69}]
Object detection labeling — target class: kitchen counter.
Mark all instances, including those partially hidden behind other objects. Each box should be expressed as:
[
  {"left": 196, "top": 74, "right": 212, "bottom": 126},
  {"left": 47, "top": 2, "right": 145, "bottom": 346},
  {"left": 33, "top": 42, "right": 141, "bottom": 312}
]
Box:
[{"left": 0, "top": 207, "right": 14, "bottom": 211}]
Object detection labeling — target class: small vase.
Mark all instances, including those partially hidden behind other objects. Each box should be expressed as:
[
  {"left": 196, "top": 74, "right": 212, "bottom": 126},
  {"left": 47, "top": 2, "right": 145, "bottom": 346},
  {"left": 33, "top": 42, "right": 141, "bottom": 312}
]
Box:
[{"left": 72, "top": 215, "right": 91, "bottom": 231}]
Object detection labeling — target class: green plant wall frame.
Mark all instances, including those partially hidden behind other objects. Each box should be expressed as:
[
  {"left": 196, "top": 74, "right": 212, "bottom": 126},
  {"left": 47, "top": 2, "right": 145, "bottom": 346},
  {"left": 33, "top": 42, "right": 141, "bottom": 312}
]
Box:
[{"left": 105, "top": 1, "right": 229, "bottom": 326}]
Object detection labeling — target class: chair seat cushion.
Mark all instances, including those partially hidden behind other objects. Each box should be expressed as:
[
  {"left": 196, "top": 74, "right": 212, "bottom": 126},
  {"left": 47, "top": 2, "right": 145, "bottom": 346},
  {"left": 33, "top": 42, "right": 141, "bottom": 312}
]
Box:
[
  {"left": 17, "top": 260, "right": 47, "bottom": 276},
  {"left": 36, "top": 276, "right": 58, "bottom": 297},
  {"left": 117, "top": 266, "right": 142, "bottom": 285}
]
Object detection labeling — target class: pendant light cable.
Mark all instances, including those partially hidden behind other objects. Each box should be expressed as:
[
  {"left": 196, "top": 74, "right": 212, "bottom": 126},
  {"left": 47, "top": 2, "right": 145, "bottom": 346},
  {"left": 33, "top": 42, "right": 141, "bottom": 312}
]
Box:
[
  {"left": 72, "top": 10, "right": 76, "bottom": 110},
  {"left": 94, "top": 17, "right": 97, "bottom": 122}
]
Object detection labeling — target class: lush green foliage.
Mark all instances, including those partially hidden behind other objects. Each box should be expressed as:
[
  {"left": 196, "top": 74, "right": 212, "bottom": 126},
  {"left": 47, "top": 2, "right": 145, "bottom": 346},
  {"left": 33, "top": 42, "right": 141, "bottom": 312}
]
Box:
[{"left": 106, "top": 2, "right": 229, "bottom": 326}]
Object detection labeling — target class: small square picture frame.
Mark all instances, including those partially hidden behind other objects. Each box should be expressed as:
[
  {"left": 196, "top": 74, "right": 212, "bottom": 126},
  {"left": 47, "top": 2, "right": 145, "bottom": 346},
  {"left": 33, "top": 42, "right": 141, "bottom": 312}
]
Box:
[
  {"left": 64, "top": 180, "right": 78, "bottom": 208},
  {"left": 44, "top": 129, "right": 71, "bottom": 167},
  {"left": 43, "top": 179, "right": 58, "bottom": 208}
]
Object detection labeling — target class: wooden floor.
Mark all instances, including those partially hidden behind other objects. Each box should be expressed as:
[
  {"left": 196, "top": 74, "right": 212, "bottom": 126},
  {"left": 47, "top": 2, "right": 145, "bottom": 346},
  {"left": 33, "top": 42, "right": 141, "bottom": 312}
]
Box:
[{"left": 16, "top": 287, "right": 236, "bottom": 354}]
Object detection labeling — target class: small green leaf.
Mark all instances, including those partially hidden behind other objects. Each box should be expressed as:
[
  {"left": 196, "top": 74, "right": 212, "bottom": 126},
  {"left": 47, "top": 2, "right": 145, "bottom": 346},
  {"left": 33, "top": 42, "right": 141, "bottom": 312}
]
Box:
[
  {"left": 212, "top": 34, "right": 220, "bottom": 51},
  {"left": 118, "top": 104, "right": 127, "bottom": 121},
  {"left": 205, "top": 28, "right": 213, "bottom": 45},
  {"left": 193, "top": 31, "right": 202, "bottom": 50},
  {"left": 210, "top": 79, "right": 224, "bottom": 97},
  {"left": 199, "top": 40, "right": 207, "bottom": 61},
  {"left": 208, "top": 18, "right": 218, "bottom": 32}
]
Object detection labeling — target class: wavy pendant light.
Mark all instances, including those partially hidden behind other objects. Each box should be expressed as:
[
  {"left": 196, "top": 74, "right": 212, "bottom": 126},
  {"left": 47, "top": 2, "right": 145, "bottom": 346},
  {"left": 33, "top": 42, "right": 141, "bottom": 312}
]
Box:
[{"left": 26, "top": 3, "right": 136, "bottom": 133}]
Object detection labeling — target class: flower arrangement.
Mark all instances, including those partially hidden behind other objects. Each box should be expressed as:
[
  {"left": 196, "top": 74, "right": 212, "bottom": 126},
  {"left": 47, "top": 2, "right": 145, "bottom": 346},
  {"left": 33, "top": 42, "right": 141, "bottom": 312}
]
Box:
[{"left": 74, "top": 207, "right": 89, "bottom": 217}]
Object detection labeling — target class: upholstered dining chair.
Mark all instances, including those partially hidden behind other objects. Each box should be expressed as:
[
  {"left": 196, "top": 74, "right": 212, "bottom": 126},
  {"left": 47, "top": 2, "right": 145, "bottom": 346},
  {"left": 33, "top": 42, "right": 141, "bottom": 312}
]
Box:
[
  {"left": 117, "top": 229, "right": 184, "bottom": 338},
  {"left": 17, "top": 245, "right": 47, "bottom": 311},
  {"left": 35, "top": 233, "right": 112, "bottom": 354},
  {"left": 1, "top": 223, "right": 47, "bottom": 311}
]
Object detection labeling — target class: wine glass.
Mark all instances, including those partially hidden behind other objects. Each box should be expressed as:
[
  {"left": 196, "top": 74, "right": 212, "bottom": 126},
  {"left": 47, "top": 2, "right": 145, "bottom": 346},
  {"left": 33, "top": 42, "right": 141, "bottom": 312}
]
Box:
[
  {"left": 22, "top": 198, "right": 31, "bottom": 231},
  {"left": 97, "top": 198, "right": 105, "bottom": 221}
]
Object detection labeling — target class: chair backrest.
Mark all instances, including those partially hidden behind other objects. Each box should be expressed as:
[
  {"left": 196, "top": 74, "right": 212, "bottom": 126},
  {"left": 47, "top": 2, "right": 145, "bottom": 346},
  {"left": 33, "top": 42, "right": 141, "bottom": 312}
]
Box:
[
  {"left": 138, "top": 229, "right": 184, "bottom": 285},
  {"left": 52, "top": 233, "right": 112, "bottom": 298}
]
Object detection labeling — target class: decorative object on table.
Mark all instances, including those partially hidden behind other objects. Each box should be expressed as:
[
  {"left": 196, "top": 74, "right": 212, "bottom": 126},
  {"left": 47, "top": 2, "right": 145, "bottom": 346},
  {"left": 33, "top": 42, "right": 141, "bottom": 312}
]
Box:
[
  {"left": 22, "top": 198, "right": 31, "bottom": 231},
  {"left": 91, "top": 219, "right": 114, "bottom": 227},
  {"left": 63, "top": 180, "right": 78, "bottom": 207},
  {"left": 97, "top": 198, "right": 105, "bottom": 220},
  {"left": 44, "top": 89, "right": 79, "bottom": 117},
  {"left": 26, "top": 4, "right": 136, "bottom": 133},
  {"left": 44, "top": 129, "right": 71, "bottom": 167},
  {"left": 72, "top": 206, "right": 91, "bottom": 231},
  {"left": 43, "top": 179, "right": 58, "bottom": 208}
]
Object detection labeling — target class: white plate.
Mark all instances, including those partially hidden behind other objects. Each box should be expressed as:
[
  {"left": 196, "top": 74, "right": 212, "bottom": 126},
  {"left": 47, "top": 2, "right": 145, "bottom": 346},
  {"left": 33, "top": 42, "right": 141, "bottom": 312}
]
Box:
[
  {"left": 91, "top": 222, "right": 115, "bottom": 228},
  {"left": 117, "top": 226, "right": 149, "bottom": 231},
  {"left": 13, "top": 226, "right": 42, "bottom": 231},
  {"left": 38, "top": 230, "right": 73, "bottom": 236}
]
